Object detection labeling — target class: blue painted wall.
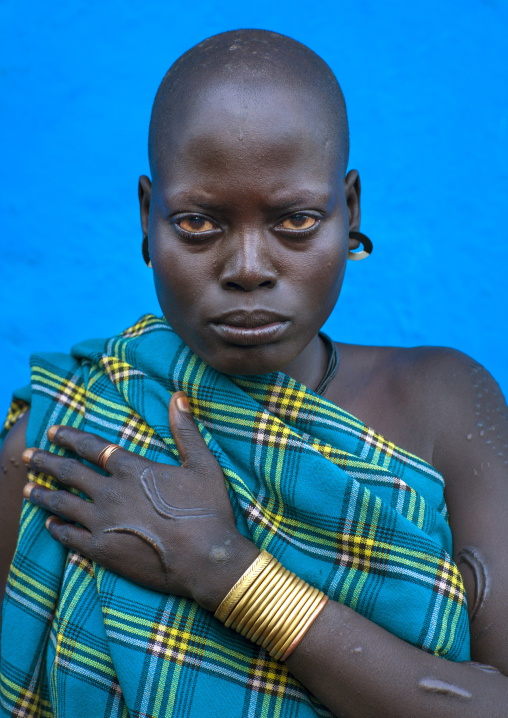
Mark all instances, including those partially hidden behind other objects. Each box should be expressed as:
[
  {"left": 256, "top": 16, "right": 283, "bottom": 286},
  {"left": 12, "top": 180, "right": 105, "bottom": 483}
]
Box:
[{"left": 1, "top": 0, "right": 507, "bottom": 413}]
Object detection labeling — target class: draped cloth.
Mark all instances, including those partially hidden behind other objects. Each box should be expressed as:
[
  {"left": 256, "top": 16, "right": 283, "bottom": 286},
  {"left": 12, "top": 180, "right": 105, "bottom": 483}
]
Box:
[{"left": 0, "top": 315, "right": 470, "bottom": 718}]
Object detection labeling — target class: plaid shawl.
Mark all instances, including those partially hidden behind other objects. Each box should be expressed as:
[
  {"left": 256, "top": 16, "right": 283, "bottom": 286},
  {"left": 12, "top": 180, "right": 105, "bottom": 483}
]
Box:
[{"left": 0, "top": 315, "right": 470, "bottom": 718}]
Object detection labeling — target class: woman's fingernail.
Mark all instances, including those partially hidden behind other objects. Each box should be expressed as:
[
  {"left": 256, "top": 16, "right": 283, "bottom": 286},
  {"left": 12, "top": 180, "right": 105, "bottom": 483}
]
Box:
[
  {"left": 176, "top": 395, "right": 191, "bottom": 413},
  {"left": 47, "top": 426, "right": 59, "bottom": 441},
  {"left": 45, "top": 517, "right": 54, "bottom": 530},
  {"left": 23, "top": 482, "right": 35, "bottom": 499},
  {"left": 22, "top": 448, "right": 35, "bottom": 465}
]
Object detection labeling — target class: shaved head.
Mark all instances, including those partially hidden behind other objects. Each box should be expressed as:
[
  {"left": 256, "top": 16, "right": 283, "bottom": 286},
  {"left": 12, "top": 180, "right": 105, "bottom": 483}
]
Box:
[{"left": 148, "top": 29, "right": 349, "bottom": 177}]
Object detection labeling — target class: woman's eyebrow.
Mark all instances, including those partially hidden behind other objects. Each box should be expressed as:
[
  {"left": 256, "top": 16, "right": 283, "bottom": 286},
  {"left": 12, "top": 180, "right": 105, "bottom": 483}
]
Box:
[
  {"left": 163, "top": 187, "right": 334, "bottom": 212},
  {"left": 265, "top": 190, "right": 334, "bottom": 211}
]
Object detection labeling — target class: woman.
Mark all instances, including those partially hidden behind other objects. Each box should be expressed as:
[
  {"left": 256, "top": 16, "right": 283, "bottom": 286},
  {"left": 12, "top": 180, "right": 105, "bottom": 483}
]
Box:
[{"left": 1, "top": 30, "right": 507, "bottom": 717}]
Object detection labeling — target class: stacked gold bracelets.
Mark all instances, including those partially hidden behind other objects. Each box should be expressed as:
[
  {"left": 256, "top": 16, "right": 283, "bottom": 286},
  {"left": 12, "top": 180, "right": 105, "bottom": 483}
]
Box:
[{"left": 214, "top": 551, "right": 328, "bottom": 662}]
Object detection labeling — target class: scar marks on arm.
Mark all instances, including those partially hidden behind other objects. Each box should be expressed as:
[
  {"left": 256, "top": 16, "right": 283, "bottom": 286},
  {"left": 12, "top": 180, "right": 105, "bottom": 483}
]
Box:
[
  {"left": 418, "top": 678, "right": 472, "bottom": 700},
  {"left": 469, "top": 361, "right": 508, "bottom": 464},
  {"left": 100, "top": 465, "right": 217, "bottom": 577},
  {"left": 462, "top": 661, "right": 500, "bottom": 674},
  {"left": 103, "top": 526, "right": 167, "bottom": 576},
  {"left": 457, "top": 546, "right": 489, "bottom": 623},
  {"left": 140, "top": 466, "right": 214, "bottom": 520}
]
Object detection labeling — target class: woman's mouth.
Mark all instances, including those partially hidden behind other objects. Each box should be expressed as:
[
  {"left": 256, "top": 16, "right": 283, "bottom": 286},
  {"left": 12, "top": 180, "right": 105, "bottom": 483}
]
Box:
[
  {"left": 210, "top": 310, "right": 290, "bottom": 346},
  {"left": 211, "top": 321, "right": 290, "bottom": 345}
]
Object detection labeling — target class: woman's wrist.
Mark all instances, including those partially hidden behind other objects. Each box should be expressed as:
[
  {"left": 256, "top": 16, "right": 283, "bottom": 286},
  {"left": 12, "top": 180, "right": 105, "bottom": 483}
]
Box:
[
  {"left": 212, "top": 549, "right": 328, "bottom": 661},
  {"left": 192, "top": 534, "right": 261, "bottom": 613}
]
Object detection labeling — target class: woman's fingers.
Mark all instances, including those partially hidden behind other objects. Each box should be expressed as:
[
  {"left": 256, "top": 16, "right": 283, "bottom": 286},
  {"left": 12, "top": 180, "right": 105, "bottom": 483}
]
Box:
[
  {"left": 45, "top": 517, "right": 95, "bottom": 555},
  {"left": 168, "top": 392, "right": 217, "bottom": 471},
  {"left": 22, "top": 449, "right": 100, "bottom": 496},
  {"left": 46, "top": 425, "right": 128, "bottom": 474},
  {"left": 24, "top": 483, "right": 93, "bottom": 528}
]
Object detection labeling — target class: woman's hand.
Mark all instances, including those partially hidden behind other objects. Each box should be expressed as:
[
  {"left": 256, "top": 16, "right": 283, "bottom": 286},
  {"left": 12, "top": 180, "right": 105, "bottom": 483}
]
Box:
[{"left": 22, "top": 392, "right": 259, "bottom": 612}]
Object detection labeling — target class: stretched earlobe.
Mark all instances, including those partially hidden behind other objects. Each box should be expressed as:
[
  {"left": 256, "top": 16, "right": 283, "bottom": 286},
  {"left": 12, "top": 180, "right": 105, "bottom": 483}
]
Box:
[
  {"left": 142, "top": 236, "right": 152, "bottom": 268},
  {"left": 344, "top": 169, "right": 361, "bottom": 231},
  {"left": 348, "top": 231, "right": 373, "bottom": 261}
]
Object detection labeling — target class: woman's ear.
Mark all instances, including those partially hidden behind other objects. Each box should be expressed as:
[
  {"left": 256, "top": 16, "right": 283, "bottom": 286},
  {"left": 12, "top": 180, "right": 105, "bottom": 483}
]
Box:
[
  {"left": 138, "top": 175, "right": 152, "bottom": 237},
  {"left": 344, "top": 170, "right": 361, "bottom": 237}
]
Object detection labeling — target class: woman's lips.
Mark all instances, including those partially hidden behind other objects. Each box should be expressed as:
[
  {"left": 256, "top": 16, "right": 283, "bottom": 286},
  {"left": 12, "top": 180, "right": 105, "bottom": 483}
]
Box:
[{"left": 210, "top": 321, "right": 290, "bottom": 346}]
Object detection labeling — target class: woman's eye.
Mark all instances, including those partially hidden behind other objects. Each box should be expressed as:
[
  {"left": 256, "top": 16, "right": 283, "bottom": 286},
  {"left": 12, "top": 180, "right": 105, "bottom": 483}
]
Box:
[
  {"left": 279, "top": 214, "right": 318, "bottom": 231},
  {"left": 176, "top": 216, "right": 215, "bottom": 233}
]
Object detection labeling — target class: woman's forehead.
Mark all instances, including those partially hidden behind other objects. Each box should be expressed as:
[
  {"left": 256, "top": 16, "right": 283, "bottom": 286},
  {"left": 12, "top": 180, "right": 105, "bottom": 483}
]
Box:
[
  {"left": 149, "top": 32, "right": 349, "bottom": 179},
  {"left": 152, "top": 82, "right": 347, "bottom": 187}
]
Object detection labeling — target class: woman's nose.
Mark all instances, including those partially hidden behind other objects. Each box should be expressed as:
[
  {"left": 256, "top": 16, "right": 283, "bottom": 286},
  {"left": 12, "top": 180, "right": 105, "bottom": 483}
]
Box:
[{"left": 219, "top": 233, "right": 278, "bottom": 291}]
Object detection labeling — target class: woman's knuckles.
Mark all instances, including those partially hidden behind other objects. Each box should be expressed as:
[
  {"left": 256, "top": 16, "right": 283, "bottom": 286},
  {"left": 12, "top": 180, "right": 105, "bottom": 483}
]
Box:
[
  {"left": 45, "top": 490, "right": 71, "bottom": 516},
  {"left": 75, "top": 434, "right": 101, "bottom": 459},
  {"left": 57, "top": 459, "right": 78, "bottom": 484},
  {"left": 30, "top": 449, "right": 49, "bottom": 470},
  {"left": 48, "top": 521, "right": 77, "bottom": 549}
]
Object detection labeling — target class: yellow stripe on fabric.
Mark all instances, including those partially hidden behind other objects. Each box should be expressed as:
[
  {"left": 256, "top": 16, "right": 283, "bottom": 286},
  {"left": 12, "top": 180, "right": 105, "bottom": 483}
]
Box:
[
  {"left": 58, "top": 558, "right": 95, "bottom": 622},
  {"left": 103, "top": 603, "right": 196, "bottom": 633},
  {"left": 17, "top": 502, "right": 43, "bottom": 540},
  {"left": 349, "top": 570, "right": 370, "bottom": 611},
  {"left": 32, "top": 367, "right": 85, "bottom": 410},
  {"left": 1, "top": 677, "right": 51, "bottom": 716},
  {"left": 7, "top": 566, "right": 58, "bottom": 610},
  {"left": 417, "top": 499, "right": 426, "bottom": 530},
  {"left": 406, "top": 491, "right": 417, "bottom": 524},
  {"left": 82, "top": 388, "right": 134, "bottom": 421},
  {"left": 239, "top": 374, "right": 442, "bottom": 477},
  {"left": 358, "top": 489, "right": 372, "bottom": 532},
  {"left": 338, "top": 568, "right": 358, "bottom": 605},
  {"left": 159, "top": 601, "right": 199, "bottom": 716},
  {"left": 436, "top": 593, "right": 459, "bottom": 657},
  {"left": 183, "top": 353, "right": 206, "bottom": 390},
  {"left": 367, "top": 497, "right": 382, "bottom": 540},
  {"left": 2, "top": 398, "right": 29, "bottom": 432},
  {"left": 259, "top": 688, "right": 284, "bottom": 718},
  {"left": 87, "top": 392, "right": 138, "bottom": 424},
  {"left": 55, "top": 635, "right": 116, "bottom": 677},
  {"left": 122, "top": 314, "right": 162, "bottom": 339}
]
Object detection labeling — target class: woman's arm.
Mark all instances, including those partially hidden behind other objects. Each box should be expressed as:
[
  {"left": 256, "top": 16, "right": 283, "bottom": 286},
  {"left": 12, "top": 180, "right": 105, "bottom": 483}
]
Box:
[
  {"left": 281, "top": 353, "right": 508, "bottom": 717},
  {"left": 284, "top": 592, "right": 507, "bottom": 717},
  {"left": 0, "top": 411, "right": 29, "bottom": 607},
  {"left": 22, "top": 362, "right": 508, "bottom": 717}
]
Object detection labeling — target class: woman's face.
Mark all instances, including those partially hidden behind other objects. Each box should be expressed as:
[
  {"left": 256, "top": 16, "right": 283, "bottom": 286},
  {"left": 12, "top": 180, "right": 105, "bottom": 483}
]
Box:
[{"left": 140, "top": 82, "right": 359, "bottom": 382}]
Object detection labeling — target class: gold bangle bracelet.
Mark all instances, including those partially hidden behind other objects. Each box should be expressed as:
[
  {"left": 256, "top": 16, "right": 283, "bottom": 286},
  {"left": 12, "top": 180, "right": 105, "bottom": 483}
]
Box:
[
  {"left": 268, "top": 586, "right": 321, "bottom": 659},
  {"left": 258, "top": 577, "right": 310, "bottom": 649},
  {"left": 281, "top": 595, "right": 329, "bottom": 661},
  {"left": 245, "top": 572, "right": 300, "bottom": 642},
  {"left": 228, "top": 561, "right": 285, "bottom": 631},
  {"left": 271, "top": 590, "right": 324, "bottom": 660},
  {"left": 245, "top": 573, "right": 301, "bottom": 645},
  {"left": 214, "top": 550, "right": 273, "bottom": 623},
  {"left": 214, "top": 552, "right": 329, "bottom": 663},
  {"left": 262, "top": 581, "right": 316, "bottom": 651},
  {"left": 237, "top": 567, "right": 288, "bottom": 636},
  {"left": 224, "top": 557, "right": 278, "bottom": 628},
  {"left": 241, "top": 570, "right": 297, "bottom": 640}
]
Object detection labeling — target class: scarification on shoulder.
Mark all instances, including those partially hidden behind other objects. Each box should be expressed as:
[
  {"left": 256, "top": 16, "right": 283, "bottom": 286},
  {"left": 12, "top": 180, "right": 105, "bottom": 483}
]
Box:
[{"left": 469, "top": 360, "right": 508, "bottom": 465}]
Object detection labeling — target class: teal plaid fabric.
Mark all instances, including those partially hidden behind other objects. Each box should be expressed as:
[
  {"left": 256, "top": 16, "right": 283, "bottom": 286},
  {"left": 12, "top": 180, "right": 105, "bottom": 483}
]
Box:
[{"left": 0, "top": 315, "right": 470, "bottom": 717}]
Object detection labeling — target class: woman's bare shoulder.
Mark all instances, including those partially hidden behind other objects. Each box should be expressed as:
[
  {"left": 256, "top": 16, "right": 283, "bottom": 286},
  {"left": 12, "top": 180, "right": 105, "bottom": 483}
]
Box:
[
  {"left": 0, "top": 410, "right": 30, "bottom": 605},
  {"left": 329, "top": 343, "right": 502, "bottom": 464},
  {"left": 335, "top": 343, "right": 508, "bottom": 669},
  {"left": 1, "top": 410, "right": 29, "bottom": 484},
  {"left": 334, "top": 341, "right": 504, "bottom": 427}
]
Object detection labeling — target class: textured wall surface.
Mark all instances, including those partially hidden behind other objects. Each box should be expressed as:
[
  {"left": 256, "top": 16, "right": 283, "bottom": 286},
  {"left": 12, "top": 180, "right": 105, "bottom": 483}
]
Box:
[{"left": 1, "top": 0, "right": 507, "bottom": 414}]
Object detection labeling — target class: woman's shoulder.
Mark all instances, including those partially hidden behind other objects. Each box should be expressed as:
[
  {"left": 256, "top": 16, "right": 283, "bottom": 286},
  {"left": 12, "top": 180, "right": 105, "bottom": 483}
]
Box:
[
  {"left": 329, "top": 342, "right": 507, "bottom": 468},
  {"left": 335, "top": 341, "right": 503, "bottom": 413},
  {"left": 0, "top": 410, "right": 30, "bottom": 504},
  {"left": 0, "top": 411, "right": 30, "bottom": 605}
]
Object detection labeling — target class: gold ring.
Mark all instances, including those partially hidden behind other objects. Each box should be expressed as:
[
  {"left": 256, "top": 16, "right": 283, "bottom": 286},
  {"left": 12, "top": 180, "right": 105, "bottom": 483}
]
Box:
[{"left": 97, "top": 444, "right": 120, "bottom": 471}]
